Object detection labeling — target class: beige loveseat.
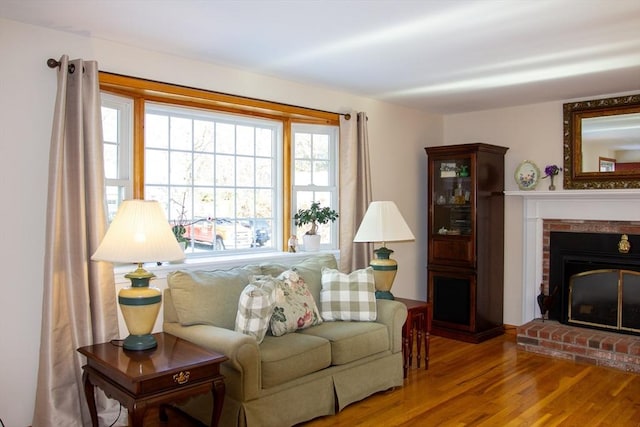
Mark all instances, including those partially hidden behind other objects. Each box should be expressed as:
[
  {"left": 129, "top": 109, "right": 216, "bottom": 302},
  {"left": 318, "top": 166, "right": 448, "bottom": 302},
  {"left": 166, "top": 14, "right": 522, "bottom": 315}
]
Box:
[{"left": 163, "top": 254, "right": 407, "bottom": 427}]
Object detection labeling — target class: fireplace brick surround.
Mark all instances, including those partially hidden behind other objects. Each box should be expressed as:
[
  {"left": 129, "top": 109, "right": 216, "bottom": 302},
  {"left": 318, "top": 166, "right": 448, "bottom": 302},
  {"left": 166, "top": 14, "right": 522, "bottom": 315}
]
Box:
[
  {"left": 508, "top": 190, "right": 640, "bottom": 373},
  {"left": 517, "top": 218, "right": 640, "bottom": 372},
  {"left": 540, "top": 218, "right": 640, "bottom": 293}
]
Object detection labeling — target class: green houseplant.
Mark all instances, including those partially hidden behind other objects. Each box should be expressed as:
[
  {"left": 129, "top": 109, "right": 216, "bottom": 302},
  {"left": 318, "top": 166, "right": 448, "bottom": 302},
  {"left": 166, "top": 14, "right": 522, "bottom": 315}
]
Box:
[{"left": 294, "top": 201, "right": 338, "bottom": 251}]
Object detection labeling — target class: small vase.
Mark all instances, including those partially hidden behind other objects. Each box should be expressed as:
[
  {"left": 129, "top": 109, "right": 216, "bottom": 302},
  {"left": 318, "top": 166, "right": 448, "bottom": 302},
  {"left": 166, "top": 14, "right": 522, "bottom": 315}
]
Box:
[{"left": 549, "top": 175, "right": 556, "bottom": 191}]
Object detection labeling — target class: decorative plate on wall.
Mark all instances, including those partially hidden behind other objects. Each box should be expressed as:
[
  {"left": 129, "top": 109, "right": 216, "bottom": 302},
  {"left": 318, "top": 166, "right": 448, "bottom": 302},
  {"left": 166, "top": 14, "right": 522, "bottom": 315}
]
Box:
[{"left": 514, "top": 160, "right": 540, "bottom": 190}]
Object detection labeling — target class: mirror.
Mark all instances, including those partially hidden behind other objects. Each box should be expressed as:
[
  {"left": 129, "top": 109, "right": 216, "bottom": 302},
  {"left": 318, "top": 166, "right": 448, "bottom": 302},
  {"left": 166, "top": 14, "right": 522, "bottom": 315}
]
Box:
[{"left": 563, "top": 93, "right": 640, "bottom": 189}]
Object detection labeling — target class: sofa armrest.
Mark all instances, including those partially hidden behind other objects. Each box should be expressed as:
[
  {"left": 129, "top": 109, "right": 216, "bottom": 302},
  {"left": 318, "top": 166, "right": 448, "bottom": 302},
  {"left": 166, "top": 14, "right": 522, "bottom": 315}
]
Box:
[
  {"left": 375, "top": 299, "right": 408, "bottom": 353},
  {"left": 163, "top": 322, "right": 261, "bottom": 401}
]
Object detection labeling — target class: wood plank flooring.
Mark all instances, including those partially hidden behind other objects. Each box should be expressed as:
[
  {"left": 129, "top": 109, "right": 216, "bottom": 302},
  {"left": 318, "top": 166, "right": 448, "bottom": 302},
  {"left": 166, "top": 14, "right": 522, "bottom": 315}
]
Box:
[{"left": 144, "top": 331, "right": 640, "bottom": 426}]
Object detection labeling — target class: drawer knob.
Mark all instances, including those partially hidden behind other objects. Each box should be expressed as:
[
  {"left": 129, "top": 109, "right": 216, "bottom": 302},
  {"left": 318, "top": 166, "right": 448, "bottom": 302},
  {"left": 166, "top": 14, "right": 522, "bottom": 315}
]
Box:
[{"left": 173, "top": 371, "right": 190, "bottom": 385}]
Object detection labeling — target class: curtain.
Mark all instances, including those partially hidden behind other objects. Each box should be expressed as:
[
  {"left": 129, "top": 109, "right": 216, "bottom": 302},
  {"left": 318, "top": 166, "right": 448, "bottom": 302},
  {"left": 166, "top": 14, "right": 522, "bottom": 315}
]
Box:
[
  {"left": 33, "top": 55, "right": 119, "bottom": 427},
  {"left": 339, "top": 112, "right": 373, "bottom": 272}
]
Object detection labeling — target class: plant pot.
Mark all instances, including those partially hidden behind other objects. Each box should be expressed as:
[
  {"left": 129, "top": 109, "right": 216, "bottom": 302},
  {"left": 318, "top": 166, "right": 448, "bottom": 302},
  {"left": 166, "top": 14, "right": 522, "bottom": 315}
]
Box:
[{"left": 302, "top": 234, "right": 321, "bottom": 252}]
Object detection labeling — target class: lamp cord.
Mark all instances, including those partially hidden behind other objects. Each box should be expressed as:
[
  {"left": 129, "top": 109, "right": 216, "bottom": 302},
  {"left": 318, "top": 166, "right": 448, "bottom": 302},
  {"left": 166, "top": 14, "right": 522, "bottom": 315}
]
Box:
[{"left": 108, "top": 404, "right": 122, "bottom": 427}]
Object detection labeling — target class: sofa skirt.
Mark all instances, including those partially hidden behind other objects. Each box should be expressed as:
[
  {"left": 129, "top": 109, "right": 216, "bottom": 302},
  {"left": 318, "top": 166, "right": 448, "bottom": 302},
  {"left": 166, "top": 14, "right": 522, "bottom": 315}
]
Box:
[{"left": 176, "top": 351, "right": 403, "bottom": 427}]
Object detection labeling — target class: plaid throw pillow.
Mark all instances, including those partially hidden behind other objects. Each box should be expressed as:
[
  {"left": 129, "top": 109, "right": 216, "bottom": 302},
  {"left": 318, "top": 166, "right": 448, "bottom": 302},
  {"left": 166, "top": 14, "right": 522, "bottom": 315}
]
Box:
[
  {"left": 235, "top": 276, "right": 277, "bottom": 343},
  {"left": 320, "top": 267, "right": 377, "bottom": 321}
]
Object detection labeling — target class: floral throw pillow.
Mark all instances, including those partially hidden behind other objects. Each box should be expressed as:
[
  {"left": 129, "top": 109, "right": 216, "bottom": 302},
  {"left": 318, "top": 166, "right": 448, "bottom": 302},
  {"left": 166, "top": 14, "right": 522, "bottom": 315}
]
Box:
[
  {"left": 235, "top": 275, "right": 278, "bottom": 343},
  {"left": 269, "top": 270, "right": 323, "bottom": 337}
]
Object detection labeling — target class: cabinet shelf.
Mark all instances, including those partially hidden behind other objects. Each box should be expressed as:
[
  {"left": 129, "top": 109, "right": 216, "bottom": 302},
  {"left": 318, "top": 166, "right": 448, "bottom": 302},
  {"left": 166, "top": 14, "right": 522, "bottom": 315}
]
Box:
[{"left": 425, "top": 143, "right": 508, "bottom": 343}]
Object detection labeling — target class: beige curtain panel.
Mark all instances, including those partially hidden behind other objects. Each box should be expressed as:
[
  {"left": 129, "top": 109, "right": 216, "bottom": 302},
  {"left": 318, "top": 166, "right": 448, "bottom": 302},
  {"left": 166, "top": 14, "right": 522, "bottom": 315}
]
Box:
[
  {"left": 339, "top": 111, "right": 373, "bottom": 272},
  {"left": 33, "top": 55, "right": 119, "bottom": 427}
]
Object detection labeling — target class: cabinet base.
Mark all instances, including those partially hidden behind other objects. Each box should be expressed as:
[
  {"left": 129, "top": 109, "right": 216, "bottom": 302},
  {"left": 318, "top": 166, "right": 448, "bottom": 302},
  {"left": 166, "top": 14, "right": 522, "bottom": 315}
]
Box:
[{"left": 431, "top": 325, "right": 504, "bottom": 343}]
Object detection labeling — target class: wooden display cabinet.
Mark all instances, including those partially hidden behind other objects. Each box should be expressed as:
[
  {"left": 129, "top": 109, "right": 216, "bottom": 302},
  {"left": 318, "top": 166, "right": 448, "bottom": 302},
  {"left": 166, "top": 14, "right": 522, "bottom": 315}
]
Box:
[{"left": 424, "top": 143, "right": 508, "bottom": 343}]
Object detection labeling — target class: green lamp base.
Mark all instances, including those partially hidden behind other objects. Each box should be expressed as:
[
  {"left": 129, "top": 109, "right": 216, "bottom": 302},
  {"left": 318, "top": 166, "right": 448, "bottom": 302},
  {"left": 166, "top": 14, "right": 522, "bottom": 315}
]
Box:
[
  {"left": 123, "top": 333, "right": 158, "bottom": 351},
  {"left": 375, "top": 290, "right": 395, "bottom": 300}
]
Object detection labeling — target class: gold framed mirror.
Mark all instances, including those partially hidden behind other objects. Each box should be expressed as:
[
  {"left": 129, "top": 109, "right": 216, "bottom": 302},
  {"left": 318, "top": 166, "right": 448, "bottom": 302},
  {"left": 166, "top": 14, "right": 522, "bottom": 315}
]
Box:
[{"left": 563, "top": 93, "right": 640, "bottom": 189}]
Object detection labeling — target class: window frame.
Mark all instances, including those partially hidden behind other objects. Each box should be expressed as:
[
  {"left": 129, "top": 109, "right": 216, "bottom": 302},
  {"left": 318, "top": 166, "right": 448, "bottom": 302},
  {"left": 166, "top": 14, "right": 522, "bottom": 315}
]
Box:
[
  {"left": 291, "top": 123, "right": 340, "bottom": 249},
  {"left": 99, "top": 72, "right": 340, "bottom": 251}
]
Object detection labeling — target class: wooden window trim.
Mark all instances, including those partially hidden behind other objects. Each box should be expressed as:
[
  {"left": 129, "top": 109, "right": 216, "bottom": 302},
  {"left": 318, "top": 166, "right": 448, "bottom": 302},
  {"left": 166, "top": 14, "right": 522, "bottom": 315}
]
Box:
[{"left": 98, "top": 71, "right": 339, "bottom": 250}]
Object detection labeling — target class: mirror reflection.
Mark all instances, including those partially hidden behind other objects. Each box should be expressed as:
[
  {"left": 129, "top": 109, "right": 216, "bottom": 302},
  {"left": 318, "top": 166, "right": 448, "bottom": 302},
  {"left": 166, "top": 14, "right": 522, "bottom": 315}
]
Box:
[{"left": 581, "top": 113, "right": 640, "bottom": 172}]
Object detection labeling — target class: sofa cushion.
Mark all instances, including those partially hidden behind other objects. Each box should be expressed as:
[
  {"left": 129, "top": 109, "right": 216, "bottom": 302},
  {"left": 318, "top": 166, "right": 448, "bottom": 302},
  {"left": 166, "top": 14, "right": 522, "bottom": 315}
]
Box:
[
  {"left": 235, "top": 275, "right": 278, "bottom": 343},
  {"left": 299, "top": 321, "right": 389, "bottom": 365},
  {"left": 259, "top": 333, "right": 331, "bottom": 388},
  {"left": 167, "top": 265, "right": 262, "bottom": 329},
  {"left": 320, "top": 267, "right": 377, "bottom": 321},
  {"left": 261, "top": 254, "right": 338, "bottom": 304},
  {"left": 269, "top": 270, "right": 322, "bottom": 337}
]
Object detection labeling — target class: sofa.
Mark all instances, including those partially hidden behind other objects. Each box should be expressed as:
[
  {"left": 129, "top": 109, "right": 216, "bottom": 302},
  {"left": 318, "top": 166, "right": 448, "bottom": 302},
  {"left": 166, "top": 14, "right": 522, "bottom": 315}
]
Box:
[{"left": 163, "top": 253, "right": 407, "bottom": 427}]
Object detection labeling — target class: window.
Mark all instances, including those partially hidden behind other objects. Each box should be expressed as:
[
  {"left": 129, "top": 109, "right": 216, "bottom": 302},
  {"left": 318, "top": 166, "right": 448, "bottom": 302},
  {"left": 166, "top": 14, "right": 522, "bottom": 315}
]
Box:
[
  {"left": 99, "top": 72, "right": 339, "bottom": 256},
  {"left": 101, "top": 93, "right": 133, "bottom": 221},
  {"left": 292, "top": 124, "right": 339, "bottom": 248}
]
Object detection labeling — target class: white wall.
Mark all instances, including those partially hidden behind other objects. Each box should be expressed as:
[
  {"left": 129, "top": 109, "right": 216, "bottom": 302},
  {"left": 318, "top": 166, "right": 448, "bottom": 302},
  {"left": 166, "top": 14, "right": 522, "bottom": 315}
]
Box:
[
  {"left": 0, "top": 18, "right": 440, "bottom": 426},
  {"left": 444, "top": 102, "right": 562, "bottom": 326}
]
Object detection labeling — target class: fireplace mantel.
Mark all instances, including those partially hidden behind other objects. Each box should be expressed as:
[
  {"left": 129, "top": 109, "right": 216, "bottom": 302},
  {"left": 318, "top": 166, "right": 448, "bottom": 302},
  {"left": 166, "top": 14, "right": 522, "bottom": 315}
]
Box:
[{"left": 506, "top": 189, "right": 640, "bottom": 323}]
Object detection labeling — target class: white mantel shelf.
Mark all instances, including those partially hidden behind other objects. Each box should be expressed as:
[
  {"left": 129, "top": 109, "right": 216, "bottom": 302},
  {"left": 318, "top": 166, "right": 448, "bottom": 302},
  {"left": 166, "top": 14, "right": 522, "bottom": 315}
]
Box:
[
  {"left": 505, "top": 188, "right": 640, "bottom": 324},
  {"left": 505, "top": 189, "right": 640, "bottom": 199}
]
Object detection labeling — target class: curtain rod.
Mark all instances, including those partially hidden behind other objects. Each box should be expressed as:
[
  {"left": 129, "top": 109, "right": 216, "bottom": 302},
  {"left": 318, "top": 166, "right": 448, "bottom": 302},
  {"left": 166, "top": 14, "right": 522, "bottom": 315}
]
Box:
[
  {"left": 47, "top": 57, "right": 81, "bottom": 74},
  {"left": 46, "top": 58, "right": 351, "bottom": 119}
]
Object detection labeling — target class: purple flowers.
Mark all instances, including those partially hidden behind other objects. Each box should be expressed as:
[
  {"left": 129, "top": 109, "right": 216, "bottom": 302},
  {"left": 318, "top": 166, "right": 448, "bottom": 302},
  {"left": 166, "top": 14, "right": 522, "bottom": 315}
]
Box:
[{"left": 543, "top": 164, "right": 561, "bottom": 178}]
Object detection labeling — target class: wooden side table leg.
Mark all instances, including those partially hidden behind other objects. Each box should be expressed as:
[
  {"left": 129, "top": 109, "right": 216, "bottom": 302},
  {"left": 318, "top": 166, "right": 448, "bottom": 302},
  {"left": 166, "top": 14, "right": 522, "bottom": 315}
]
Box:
[
  {"left": 425, "top": 305, "right": 432, "bottom": 370},
  {"left": 211, "top": 376, "right": 226, "bottom": 427},
  {"left": 82, "top": 370, "right": 99, "bottom": 427},
  {"left": 159, "top": 404, "right": 169, "bottom": 422},
  {"left": 129, "top": 401, "right": 147, "bottom": 427},
  {"left": 416, "top": 312, "right": 424, "bottom": 369},
  {"left": 402, "top": 313, "right": 411, "bottom": 378}
]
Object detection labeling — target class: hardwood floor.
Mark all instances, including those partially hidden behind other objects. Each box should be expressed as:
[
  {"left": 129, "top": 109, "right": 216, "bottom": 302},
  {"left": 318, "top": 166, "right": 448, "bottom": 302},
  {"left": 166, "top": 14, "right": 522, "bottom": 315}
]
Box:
[{"left": 144, "top": 331, "right": 640, "bottom": 426}]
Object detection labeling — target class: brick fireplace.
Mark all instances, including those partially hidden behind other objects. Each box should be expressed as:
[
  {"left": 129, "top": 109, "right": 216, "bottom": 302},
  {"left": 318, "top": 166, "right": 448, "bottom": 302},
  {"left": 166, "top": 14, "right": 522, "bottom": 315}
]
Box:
[{"left": 508, "top": 190, "right": 640, "bottom": 372}]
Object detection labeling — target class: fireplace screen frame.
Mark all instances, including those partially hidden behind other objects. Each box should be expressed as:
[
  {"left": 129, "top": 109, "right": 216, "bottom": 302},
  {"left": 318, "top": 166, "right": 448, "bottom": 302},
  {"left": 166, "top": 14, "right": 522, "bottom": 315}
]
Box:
[{"left": 569, "top": 268, "right": 640, "bottom": 334}]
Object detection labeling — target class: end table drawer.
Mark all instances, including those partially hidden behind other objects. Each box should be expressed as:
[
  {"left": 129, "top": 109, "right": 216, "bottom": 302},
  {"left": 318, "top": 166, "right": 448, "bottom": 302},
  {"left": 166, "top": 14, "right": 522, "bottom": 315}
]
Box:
[{"left": 136, "top": 364, "right": 221, "bottom": 395}]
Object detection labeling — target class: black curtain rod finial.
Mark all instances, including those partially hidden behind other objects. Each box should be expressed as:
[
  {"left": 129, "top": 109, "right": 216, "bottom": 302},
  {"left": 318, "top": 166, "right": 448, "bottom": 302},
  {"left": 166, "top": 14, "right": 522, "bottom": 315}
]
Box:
[
  {"left": 47, "top": 58, "right": 60, "bottom": 69},
  {"left": 47, "top": 57, "right": 77, "bottom": 74}
]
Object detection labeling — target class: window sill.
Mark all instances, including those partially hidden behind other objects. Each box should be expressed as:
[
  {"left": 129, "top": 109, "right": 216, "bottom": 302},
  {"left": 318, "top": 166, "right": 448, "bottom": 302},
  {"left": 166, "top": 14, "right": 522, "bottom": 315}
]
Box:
[{"left": 113, "top": 250, "right": 340, "bottom": 283}]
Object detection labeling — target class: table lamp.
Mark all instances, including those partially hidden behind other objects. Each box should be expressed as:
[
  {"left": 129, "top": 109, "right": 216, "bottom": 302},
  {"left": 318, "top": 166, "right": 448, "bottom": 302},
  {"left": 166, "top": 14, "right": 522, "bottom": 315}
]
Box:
[
  {"left": 92, "top": 199, "right": 185, "bottom": 350},
  {"left": 353, "top": 201, "right": 415, "bottom": 299}
]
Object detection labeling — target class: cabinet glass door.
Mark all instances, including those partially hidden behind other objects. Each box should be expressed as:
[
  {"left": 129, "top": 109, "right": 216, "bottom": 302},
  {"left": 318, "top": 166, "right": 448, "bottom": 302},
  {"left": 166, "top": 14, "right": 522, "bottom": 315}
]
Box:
[{"left": 432, "top": 158, "right": 472, "bottom": 236}]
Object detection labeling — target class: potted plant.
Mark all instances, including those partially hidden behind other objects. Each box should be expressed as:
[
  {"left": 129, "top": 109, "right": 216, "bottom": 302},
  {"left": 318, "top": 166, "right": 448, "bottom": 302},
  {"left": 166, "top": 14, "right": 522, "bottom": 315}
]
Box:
[{"left": 293, "top": 201, "right": 339, "bottom": 251}]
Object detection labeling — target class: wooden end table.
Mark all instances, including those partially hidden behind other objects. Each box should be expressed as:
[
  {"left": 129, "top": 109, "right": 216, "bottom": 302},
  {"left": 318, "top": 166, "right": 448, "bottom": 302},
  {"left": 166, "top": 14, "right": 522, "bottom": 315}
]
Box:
[
  {"left": 78, "top": 332, "right": 227, "bottom": 427},
  {"left": 395, "top": 298, "right": 432, "bottom": 378}
]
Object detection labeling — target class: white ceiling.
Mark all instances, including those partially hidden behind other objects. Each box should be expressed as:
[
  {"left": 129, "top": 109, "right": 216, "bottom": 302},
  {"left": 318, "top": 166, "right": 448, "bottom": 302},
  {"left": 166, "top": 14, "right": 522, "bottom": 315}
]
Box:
[{"left": 2, "top": 0, "right": 640, "bottom": 114}]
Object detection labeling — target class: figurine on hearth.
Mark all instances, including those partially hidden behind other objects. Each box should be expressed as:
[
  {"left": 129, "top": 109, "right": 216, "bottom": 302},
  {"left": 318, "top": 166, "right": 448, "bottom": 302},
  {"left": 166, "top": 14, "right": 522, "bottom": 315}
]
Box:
[{"left": 288, "top": 235, "right": 298, "bottom": 253}]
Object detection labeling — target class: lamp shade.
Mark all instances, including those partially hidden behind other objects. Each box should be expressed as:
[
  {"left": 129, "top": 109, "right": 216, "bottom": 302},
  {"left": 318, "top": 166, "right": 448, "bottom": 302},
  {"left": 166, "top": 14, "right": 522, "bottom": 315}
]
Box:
[
  {"left": 353, "top": 201, "right": 415, "bottom": 244},
  {"left": 92, "top": 199, "right": 184, "bottom": 264}
]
